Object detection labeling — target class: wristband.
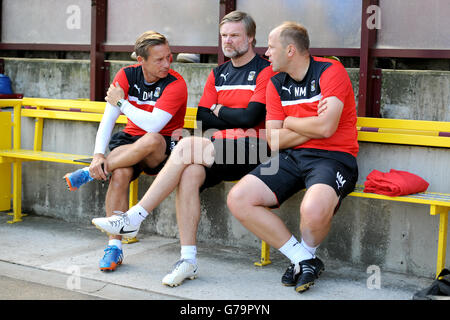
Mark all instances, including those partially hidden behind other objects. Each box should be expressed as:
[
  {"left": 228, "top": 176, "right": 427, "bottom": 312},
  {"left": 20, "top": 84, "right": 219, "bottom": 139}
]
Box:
[{"left": 210, "top": 104, "right": 217, "bottom": 112}]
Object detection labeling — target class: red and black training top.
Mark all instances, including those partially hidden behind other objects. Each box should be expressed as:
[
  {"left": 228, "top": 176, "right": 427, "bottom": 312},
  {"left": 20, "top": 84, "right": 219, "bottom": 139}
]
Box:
[
  {"left": 112, "top": 64, "right": 187, "bottom": 138},
  {"left": 198, "top": 54, "right": 276, "bottom": 139},
  {"left": 266, "top": 56, "right": 359, "bottom": 157}
]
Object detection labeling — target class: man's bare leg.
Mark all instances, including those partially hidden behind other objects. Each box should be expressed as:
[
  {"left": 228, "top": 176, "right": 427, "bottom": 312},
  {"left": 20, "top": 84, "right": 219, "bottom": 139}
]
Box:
[
  {"left": 105, "top": 167, "right": 134, "bottom": 238},
  {"left": 228, "top": 176, "right": 338, "bottom": 250},
  {"left": 98, "top": 133, "right": 167, "bottom": 271},
  {"left": 160, "top": 164, "right": 207, "bottom": 287},
  {"left": 98, "top": 166, "right": 133, "bottom": 271},
  {"left": 299, "top": 184, "right": 338, "bottom": 247},
  {"left": 136, "top": 136, "right": 214, "bottom": 213},
  {"left": 227, "top": 174, "right": 290, "bottom": 248},
  {"left": 176, "top": 164, "right": 206, "bottom": 246},
  {"left": 92, "top": 136, "right": 215, "bottom": 236},
  {"left": 228, "top": 176, "right": 337, "bottom": 291},
  {"left": 101, "top": 131, "right": 168, "bottom": 223},
  {"left": 105, "top": 132, "right": 168, "bottom": 174}
]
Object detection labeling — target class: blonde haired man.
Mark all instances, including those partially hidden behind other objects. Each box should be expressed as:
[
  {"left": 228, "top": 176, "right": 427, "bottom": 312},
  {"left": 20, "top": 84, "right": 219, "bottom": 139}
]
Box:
[{"left": 65, "top": 31, "right": 187, "bottom": 271}]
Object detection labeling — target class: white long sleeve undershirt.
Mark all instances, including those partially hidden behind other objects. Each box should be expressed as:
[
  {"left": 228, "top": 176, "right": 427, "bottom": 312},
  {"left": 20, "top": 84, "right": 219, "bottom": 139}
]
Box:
[
  {"left": 93, "top": 101, "right": 173, "bottom": 155},
  {"left": 94, "top": 102, "right": 121, "bottom": 155},
  {"left": 119, "top": 99, "right": 172, "bottom": 134}
]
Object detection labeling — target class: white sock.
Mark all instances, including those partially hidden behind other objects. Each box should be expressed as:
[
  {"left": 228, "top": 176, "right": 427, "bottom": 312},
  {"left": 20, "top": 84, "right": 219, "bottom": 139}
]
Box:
[
  {"left": 301, "top": 238, "right": 318, "bottom": 258},
  {"left": 127, "top": 204, "right": 149, "bottom": 226},
  {"left": 180, "top": 245, "right": 197, "bottom": 264},
  {"left": 278, "top": 235, "right": 314, "bottom": 266},
  {"left": 108, "top": 239, "right": 122, "bottom": 250}
]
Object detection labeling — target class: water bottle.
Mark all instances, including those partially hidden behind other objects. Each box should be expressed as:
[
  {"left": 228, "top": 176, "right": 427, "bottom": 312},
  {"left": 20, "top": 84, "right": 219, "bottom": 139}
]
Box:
[{"left": 0, "top": 74, "right": 13, "bottom": 94}]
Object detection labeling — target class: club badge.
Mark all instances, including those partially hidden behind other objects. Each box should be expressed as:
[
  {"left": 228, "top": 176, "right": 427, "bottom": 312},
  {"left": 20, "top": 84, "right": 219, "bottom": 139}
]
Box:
[
  {"left": 311, "top": 79, "right": 316, "bottom": 92},
  {"left": 154, "top": 87, "right": 161, "bottom": 98}
]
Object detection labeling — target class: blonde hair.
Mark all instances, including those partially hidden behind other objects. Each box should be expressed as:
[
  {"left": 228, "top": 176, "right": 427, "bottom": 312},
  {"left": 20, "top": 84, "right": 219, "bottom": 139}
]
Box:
[
  {"left": 134, "top": 31, "right": 168, "bottom": 60},
  {"left": 277, "top": 21, "right": 310, "bottom": 54},
  {"left": 220, "top": 11, "right": 256, "bottom": 47}
]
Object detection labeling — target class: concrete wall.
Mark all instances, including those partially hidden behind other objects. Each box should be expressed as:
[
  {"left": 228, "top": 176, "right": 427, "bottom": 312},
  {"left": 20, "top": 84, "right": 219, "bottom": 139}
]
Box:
[
  {"left": 4, "top": 58, "right": 216, "bottom": 109},
  {"left": 1, "top": 57, "right": 449, "bottom": 278}
]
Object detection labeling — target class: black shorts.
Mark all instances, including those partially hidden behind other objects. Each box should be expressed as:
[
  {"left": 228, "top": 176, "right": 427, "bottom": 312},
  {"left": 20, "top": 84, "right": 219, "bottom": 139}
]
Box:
[
  {"left": 249, "top": 148, "right": 358, "bottom": 209},
  {"left": 108, "top": 131, "right": 177, "bottom": 180},
  {"left": 201, "top": 136, "right": 271, "bottom": 191}
]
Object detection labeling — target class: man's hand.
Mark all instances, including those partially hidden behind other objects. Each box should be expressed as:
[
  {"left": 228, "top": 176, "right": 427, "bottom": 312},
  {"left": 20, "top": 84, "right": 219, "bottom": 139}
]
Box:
[
  {"left": 317, "top": 98, "right": 328, "bottom": 116},
  {"left": 266, "top": 120, "right": 310, "bottom": 151},
  {"left": 89, "top": 153, "right": 108, "bottom": 181},
  {"left": 212, "top": 104, "right": 223, "bottom": 117},
  {"left": 105, "top": 82, "right": 125, "bottom": 106}
]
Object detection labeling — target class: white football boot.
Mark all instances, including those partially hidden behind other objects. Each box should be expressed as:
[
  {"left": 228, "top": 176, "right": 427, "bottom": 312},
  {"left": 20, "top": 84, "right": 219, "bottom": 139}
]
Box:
[
  {"left": 92, "top": 211, "right": 140, "bottom": 239},
  {"left": 162, "top": 259, "right": 198, "bottom": 287}
]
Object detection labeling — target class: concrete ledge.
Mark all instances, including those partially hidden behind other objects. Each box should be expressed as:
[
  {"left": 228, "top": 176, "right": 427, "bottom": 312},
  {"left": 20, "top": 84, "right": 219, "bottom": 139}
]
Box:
[{"left": 0, "top": 214, "right": 431, "bottom": 300}]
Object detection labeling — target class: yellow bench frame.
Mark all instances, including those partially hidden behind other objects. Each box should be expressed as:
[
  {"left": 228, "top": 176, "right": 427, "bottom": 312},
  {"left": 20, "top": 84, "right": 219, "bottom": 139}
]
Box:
[
  {"left": 0, "top": 98, "right": 197, "bottom": 240},
  {"left": 0, "top": 98, "right": 449, "bottom": 276}
]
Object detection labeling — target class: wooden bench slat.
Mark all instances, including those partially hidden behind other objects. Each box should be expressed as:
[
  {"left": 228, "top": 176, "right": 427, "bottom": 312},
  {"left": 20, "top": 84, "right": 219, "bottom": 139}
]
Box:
[
  {"left": 184, "top": 107, "right": 198, "bottom": 129},
  {"left": 0, "top": 99, "right": 22, "bottom": 108},
  {"left": 183, "top": 119, "right": 197, "bottom": 129},
  {"left": 185, "top": 107, "right": 198, "bottom": 117},
  {"left": 350, "top": 185, "right": 450, "bottom": 207},
  {"left": 357, "top": 116, "right": 450, "bottom": 132},
  {"left": 22, "top": 97, "right": 106, "bottom": 113},
  {"left": 357, "top": 131, "right": 450, "bottom": 148},
  {"left": 0, "top": 149, "right": 90, "bottom": 165},
  {"left": 21, "top": 108, "right": 128, "bottom": 124}
]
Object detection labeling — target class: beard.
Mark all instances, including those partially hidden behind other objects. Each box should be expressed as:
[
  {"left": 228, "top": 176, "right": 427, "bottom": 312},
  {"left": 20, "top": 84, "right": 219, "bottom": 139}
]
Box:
[{"left": 222, "top": 41, "right": 249, "bottom": 59}]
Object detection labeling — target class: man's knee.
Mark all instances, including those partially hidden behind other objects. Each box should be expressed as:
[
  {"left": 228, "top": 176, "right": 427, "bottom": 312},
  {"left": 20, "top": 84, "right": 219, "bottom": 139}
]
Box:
[
  {"left": 171, "top": 136, "right": 193, "bottom": 159},
  {"left": 139, "top": 132, "right": 165, "bottom": 151},
  {"left": 109, "top": 167, "right": 134, "bottom": 188},
  {"left": 179, "top": 164, "right": 206, "bottom": 189},
  {"left": 300, "top": 196, "right": 335, "bottom": 227},
  {"left": 171, "top": 136, "right": 213, "bottom": 165},
  {"left": 227, "top": 178, "right": 258, "bottom": 221},
  {"left": 227, "top": 184, "right": 247, "bottom": 221},
  {"left": 228, "top": 175, "right": 276, "bottom": 217},
  {"left": 301, "top": 183, "right": 338, "bottom": 222}
]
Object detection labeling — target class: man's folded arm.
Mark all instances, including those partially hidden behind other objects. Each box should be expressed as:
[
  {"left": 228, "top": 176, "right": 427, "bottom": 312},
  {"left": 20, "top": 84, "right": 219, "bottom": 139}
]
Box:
[
  {"left": 266, "top": 120, "right": 310, "bottom": 151},
  {"left": 196, "top": 106, "right": 235, "bottom": 130},
  {"left": 283, "top": 96, "right": 344, "bottom": 139},
  {"left": 217, "top": 101, "right": 266, "bottom": 128}
]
